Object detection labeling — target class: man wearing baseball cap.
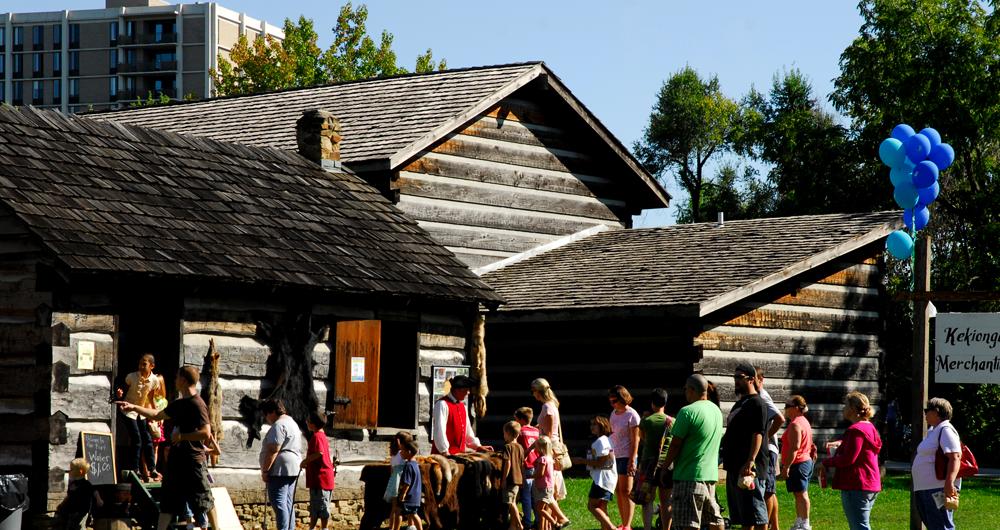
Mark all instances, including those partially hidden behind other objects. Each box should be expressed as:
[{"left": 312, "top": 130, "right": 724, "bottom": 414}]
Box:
[{"left": 432, "top": 375, "right": 493, "bottom": 454}]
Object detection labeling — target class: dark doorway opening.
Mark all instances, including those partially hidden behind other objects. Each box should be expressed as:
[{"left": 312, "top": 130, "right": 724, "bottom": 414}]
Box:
[{"left": 377, "top": 321, "right": 419, "bottom": 428}]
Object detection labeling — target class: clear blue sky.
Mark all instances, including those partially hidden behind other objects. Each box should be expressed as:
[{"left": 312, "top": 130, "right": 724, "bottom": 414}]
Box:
[{"left": 16, "top": 0, "right": 864, "bottom": 224}]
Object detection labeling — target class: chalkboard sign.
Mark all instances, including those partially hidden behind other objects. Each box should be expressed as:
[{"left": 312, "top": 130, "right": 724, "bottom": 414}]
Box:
[{"left": 79, "top": 431, "right": 116, "bottom": 485}]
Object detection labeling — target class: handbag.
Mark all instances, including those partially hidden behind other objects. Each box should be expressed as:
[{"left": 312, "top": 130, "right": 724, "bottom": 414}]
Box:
[
  {"left": 148, "top": 420, "right": 162, "bottom": 440},
  {"left": 629, "top": 459, "right": 657, "bottom": 504},
  {"left": 552, "top": 417, "right": 572, "bottom": 471},
  {"left": 934, "top": 425, "right": 978, "bottom": 480}
]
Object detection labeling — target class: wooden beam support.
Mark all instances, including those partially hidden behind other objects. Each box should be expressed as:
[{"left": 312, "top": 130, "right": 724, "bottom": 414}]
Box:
[{"left": 910, "top": 235, "right": 931, "bottom": 530}]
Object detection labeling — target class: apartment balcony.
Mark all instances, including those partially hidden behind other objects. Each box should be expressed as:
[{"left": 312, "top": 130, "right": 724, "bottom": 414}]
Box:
[
  {"left": 117, "top": 87, "right": 175, "bottom": 100},
  {"left": 117, "top": 33, "right": 177, "bottom": 46},
  {"left": 118, "top": 61, "right": 178, "bottom": 74}
]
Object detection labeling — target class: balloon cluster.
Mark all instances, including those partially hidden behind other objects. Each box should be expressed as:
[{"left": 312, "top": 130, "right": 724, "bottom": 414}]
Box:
[{"left": 878, "top": 124, "right": 953, "bottom": 259}]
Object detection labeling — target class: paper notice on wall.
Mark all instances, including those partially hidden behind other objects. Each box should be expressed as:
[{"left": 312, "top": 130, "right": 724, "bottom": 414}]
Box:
[
  {"left": 77, "top": 340, "right": 95, "bottom": 370},
  {"left": 350, "top": 356, "right": 365, "bottom": 382}
]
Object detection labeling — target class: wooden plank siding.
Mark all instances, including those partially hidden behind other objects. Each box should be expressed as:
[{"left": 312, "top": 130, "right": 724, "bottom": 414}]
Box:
[
  {"left": 397, "top": 92, "right": 644, "bottom": 268},
  {"left": 694, "top": 254, "right": 886, "bottom": 446}
]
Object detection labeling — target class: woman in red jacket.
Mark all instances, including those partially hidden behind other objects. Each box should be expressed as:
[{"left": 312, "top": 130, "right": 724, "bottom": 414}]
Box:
[{"left": 818, "top": 391, "right": 882, "bottom": 530}]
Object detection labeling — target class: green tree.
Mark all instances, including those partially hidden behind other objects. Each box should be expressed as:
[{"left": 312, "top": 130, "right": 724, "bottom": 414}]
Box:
[
  {"left": 635, "top": 67, "right": 743, "bottom": 222},
  {"left": 741, "top": 69, "right": 870, "bottom": 216},
  {"left": 675, "top": 163, "right": 776, "bottom": 223},
  {"left": 212, "top": 4, "right": 446, "bottom": 96},
  {"left": 832, "top": 0, "right": 1000, "bottom": 464}
]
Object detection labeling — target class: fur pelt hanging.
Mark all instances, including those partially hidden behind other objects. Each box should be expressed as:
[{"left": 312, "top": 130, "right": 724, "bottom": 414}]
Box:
[
  {"left": 469, "top": 315, "right": 488, "bottom": 419},
  {"left": 238, "top": 310, "right": 327, "bottom": 447},
  {"left": 200, "top": 338, "right": 224, "bottom": 466}
]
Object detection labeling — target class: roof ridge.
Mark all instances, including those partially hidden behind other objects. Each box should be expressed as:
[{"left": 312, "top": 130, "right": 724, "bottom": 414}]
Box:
[
  {"left": 474, "top": 224, "right": 614, "bottom": 276},
  {"left": 633, "top": 211, "right": 900, "bottom": 231},
  {"left": 83, "top": 61, "right": 544, "bottom": 116}
]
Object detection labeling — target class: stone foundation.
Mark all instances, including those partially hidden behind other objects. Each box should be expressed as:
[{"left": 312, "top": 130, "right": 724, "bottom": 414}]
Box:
[{"left": 235, "top": 499, "right": 363, "bottom": 530}]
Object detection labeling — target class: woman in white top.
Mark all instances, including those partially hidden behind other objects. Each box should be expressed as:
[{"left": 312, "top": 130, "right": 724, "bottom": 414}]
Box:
[
  {"left": 911, "top": 397, "right": 962, "bottom": 530},
  {"left": 259, "top": 399, "right": 303, "bottom": 530},
  {"left": 531, "top": 378, "right": 571, "bottom": 529}
]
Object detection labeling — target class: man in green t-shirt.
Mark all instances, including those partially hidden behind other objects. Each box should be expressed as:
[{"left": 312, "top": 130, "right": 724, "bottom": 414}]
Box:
[{"left": 661, "top": 374, "right": 724, "bottom": 530}]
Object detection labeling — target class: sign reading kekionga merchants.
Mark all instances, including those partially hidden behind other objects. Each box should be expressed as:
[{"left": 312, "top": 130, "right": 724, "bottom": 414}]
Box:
[{"left": 935, "top": 313, "right": 1000, "bottom": 384}]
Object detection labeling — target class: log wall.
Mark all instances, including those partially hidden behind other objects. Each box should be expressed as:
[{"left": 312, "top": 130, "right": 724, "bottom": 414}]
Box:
[
  {"left": 416, "top": 314, "right": 470, "bottom": 443},
  {"left": 482, "top": 317, "right": 696, "bottom": 455},
  {"left": 48, "top": 313, "right": 116, "bottom": 510},
  {"left": 0, "top": 212, "right": 54, "bottom": 515},
  {"left": 694, "top": 252, "right": 885, "bottom": 448},
  {"left": 397, "top": 93, "right": 638, "bottom": 269}
]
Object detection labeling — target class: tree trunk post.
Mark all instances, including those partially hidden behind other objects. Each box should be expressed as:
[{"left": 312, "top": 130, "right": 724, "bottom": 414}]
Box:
[{"left": 910, "top": 235, "right": 931, "bottom": 530}]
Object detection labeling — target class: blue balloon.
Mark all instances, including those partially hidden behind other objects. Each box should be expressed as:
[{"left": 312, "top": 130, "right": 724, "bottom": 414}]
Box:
[
  {"left": 892, "top": 124, "right": 916, "bottom": 142},
  {"left": 912, "top": 160, "right": 939, "bottom": 188},
  {"left": 913, "top": 205, "right": 930, "bottom": 231},
  {"left": 886, "top": 230, "right": 914, "bottom": 260},
  {"left": 918, "top": 181, "right": 940, "bottom": 205},
  {"left": 890, "top": 166, "right": 913, "bottom": 187},
  {"left": 894, "top": 183, "right": 920, "bottom": 209},
  {"left": 879, "top": 138, "right": 906, "bottom": 167},
  {"left": 905, "top": 133, "right": 932, "bottom": 163},
  {"left": 919, "top": 127, "right": 942, "bottom": 147},
  {"left": 903, "top": 208, "right": 914, "bottom": 229},
  {"left": 929, "top": 143, "right": 955, "bottom": 170}
]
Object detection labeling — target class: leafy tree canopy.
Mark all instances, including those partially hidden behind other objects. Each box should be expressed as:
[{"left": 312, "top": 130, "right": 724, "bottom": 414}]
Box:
[
  {"left": 634, "top": 67, "right": 743, "bottom": 222},
  {"left": 212, "top": 4, "right": 447, "bottom": 96}
]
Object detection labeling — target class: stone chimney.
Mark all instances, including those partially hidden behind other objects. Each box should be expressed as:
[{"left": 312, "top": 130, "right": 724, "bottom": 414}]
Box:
[{"left": 296, "top": 110, "right": 342, "bottom": 169}]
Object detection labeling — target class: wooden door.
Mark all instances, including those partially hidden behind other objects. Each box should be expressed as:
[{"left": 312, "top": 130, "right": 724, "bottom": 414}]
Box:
[{"left": 333, "top": 320, "right": 381, "bottom": 428}]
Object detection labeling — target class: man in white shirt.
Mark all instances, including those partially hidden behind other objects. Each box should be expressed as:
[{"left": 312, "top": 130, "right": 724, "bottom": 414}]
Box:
[{"left": 432, "top": 375, "right": 492, "bottom": 454}]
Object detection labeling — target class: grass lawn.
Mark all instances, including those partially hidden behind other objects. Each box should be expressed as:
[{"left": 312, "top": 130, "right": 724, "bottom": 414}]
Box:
[{"left": 556, "top": 473, "right": 1000, "bottom": 529}]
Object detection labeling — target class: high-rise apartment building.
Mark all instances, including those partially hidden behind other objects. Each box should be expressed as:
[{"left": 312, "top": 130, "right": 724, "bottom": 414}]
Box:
[{"left": 1, "top": 0, "right": 281, "bottom": 113}]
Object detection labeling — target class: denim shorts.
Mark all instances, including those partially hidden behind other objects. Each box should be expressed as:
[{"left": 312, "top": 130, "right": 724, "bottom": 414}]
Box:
[
  {"left": 401, "top": 504, "right": 420, "bottom": 515},
  {"left": 615, "top": 456, "right": 634, "bottom": 475},
  {"left": 725, "top": 475, "right": 768, "bottom": 526},
  {"left": 588, "top": 483, "right": 613, "bottom": 501},
  {"left": 786, "top": 460, "right": 813, "bottom": 493},
  {"left": 309, "top": 488, "right": 331, "bottom": 519},
  {"left": 764, "top": 451, "right": 777, "bottom": 494}
]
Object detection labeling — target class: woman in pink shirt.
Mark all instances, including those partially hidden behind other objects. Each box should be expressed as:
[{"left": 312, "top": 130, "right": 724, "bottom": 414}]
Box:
[
  {"left": 780, "top": 395, "right": 814, "bottom": 530},
  {"left": 608, "top": 385, "right": 640, "bottom": 530},
  {"left": 819, "top": 391, "right": 882, "bottom": 530}
]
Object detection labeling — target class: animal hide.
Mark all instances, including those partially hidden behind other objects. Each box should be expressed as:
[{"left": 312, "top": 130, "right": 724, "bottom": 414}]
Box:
[
  {"left": 200, "top": 338, "right": 224, "bottom": 466},
  {"left": 238, "top": 310, "right": 327, "bottom": 446},
  {"left": 469, "top": 315, "right": 488, "bottom": 419},
  {"left": 429, "top": 453, "right": 453, "bottom": 489}
]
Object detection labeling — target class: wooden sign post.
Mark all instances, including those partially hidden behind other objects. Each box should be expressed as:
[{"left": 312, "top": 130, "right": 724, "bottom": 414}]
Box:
[{"left": 910, "top": 236, "right": 931, "bottom": 530}]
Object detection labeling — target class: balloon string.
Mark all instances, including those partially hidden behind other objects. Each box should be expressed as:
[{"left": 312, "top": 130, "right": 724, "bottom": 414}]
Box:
[{"left": 910, "top": 227, "right": 917, "bottom": 293}]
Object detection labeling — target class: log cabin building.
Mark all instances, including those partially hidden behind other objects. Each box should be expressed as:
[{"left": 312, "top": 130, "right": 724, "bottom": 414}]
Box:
[
  {"left": 478, "top": 212, "right": 899, "bottom": 453},
  {"left": 90, "top": 62, "right": 672, "bottom": 269},
  {"left": 0, "top": 105, "right": 502, "bottom": 526}
]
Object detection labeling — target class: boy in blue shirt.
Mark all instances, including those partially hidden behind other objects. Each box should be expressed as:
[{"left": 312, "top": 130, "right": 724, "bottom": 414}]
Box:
[{"left": 397, "top": 438, "right": 423, "bottom": 530}]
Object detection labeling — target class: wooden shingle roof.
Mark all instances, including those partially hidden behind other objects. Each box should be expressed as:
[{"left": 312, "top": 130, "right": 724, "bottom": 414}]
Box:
[
  {"left": 89, "top": 63, "right": 539, "bottom": 164},
  {"left": 482, "top": 212, "right": 900, "bottom": 315},
  {"left": 0, "top": 106, "right": 502, "bottom": 303},
  {"left": 88, "top": 62, "right": 669, "bottom": 207}
]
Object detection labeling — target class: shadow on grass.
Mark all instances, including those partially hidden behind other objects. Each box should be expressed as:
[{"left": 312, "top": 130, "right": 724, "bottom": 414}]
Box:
[{"left": 557, "top": 474, "right": 1000, "bottom": 530}]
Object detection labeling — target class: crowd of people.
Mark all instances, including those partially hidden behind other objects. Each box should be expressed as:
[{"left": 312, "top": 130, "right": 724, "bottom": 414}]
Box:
[
  {"left": 424, "top": 365, "right": 965, "bottom": 530},
  {"left": 54, "top": 353, "right": 967, "bottom": 530}
]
